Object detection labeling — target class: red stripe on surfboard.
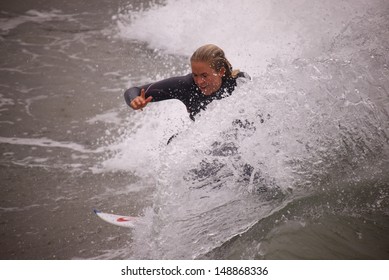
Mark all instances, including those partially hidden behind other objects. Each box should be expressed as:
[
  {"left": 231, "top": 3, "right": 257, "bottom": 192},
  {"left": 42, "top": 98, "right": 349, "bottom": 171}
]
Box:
[{"left": 116, "top": 217, "right": 134, "bottom": 222}]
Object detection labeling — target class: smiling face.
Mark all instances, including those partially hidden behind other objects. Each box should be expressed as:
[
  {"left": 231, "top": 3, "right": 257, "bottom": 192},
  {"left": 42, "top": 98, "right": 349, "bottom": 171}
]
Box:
[{"left": 191, "top": 61, "right": 225, "bottom": 95}]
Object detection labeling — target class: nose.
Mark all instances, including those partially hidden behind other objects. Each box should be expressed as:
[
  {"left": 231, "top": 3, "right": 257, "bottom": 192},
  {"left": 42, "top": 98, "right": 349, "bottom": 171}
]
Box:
[{"left": 194, "top": 76, "right": 205, "bottom": 86}]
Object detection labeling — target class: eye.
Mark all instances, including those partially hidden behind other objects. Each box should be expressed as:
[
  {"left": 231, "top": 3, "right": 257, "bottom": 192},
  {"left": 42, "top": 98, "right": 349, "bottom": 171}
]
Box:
[{"left": 201, "top": 74, "right": 208, "bottom": 78}]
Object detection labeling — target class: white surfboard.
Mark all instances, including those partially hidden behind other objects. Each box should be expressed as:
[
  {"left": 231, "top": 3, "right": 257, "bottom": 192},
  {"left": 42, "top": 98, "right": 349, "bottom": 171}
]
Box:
[{"left": 93, "top": 209, "right": 139, "bottom": 228}]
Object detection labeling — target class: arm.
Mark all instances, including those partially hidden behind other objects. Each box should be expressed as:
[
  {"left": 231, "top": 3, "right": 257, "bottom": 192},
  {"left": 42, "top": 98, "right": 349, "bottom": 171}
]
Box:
[{"left": 123, "top": 75, "right": 193, "bottom": 110}]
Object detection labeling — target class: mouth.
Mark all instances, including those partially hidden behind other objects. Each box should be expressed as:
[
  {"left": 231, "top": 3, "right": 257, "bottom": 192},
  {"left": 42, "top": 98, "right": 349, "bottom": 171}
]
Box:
[{"left": 198, "top": 85, "right": 207, "bottom": 92}]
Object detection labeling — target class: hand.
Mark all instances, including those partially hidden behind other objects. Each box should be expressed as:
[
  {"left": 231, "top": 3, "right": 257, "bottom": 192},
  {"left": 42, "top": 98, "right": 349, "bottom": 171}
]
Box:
[{"left": 130, "top": 88, "right": 153, "bottom": 110}]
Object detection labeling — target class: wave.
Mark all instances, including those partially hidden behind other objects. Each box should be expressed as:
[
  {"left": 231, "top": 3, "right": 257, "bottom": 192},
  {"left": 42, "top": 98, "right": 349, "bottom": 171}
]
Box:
[{"left": 107, "top": 0, "right": 389, "bottom": 259}]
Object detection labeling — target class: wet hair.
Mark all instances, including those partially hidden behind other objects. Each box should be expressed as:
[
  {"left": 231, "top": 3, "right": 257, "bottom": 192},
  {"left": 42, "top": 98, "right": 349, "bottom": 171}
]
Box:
[{"left": 190, "top": 44, "right": 239, "bottom": 78}]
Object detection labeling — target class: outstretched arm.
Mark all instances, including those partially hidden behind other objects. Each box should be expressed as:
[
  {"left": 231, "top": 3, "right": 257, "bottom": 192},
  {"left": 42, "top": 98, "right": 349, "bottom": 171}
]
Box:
[{"left": 124, "top": 74, "right": 192, "bottom": 111}]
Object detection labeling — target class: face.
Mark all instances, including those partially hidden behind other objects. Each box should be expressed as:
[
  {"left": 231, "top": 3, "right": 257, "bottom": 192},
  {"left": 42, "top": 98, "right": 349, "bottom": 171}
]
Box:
[{"left": 191, "top": 61, "right": 225, "bottom": 95}]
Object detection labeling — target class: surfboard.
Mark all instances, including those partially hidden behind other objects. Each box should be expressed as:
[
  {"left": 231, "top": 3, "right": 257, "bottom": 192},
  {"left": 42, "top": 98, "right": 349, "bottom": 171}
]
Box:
[{"left": 93, "top": 209, "right": 138, "bottom": 228}]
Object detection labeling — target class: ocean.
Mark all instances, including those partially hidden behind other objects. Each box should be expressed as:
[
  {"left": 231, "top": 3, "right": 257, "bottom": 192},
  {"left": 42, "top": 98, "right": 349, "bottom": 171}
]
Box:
[{"left": 0, "top": 0, "right": 388, "bottom": 260}]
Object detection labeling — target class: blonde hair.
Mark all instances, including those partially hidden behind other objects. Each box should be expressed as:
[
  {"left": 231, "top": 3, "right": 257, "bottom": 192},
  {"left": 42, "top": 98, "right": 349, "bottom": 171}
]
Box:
[{"left": 190, "top": 44, "right": 239, "bottom": 78}]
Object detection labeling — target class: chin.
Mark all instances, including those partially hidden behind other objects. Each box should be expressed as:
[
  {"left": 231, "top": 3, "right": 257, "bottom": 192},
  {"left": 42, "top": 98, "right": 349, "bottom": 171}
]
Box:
[{"left": 201, "top": 88, "right": 213, "bottom": 95}]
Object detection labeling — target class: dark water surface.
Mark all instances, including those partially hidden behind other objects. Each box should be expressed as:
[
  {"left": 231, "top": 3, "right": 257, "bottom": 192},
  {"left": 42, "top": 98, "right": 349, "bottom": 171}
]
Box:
[{"left": 0, "top": 0, "right": 157, "bottom": 259}]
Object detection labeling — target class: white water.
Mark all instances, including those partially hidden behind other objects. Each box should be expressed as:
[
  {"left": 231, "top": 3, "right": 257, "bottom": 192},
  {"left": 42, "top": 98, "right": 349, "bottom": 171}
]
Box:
[
  {"left": 105, "top": 0, "right": 389, "bottom": 259},
  {"left": 116, "top": 0, "right": 383, "bottom": 76}
]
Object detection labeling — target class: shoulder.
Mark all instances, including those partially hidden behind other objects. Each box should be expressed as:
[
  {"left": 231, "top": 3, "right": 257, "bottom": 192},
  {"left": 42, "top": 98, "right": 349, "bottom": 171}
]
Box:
[
  {"left": 176, "top": 73, "right": 194, "bottom": 85},
  {"left": 161, "top": 73, "right": 193, "bottom": 83},
  {"left": 150, "top": 74, "right": 194, "bottom": 89}
]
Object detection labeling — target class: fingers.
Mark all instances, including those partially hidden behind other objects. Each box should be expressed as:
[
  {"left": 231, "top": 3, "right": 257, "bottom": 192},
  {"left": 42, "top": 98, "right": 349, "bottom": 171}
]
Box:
[
  {"left": 140, "top": 88, "right": 146, "bottom": 99},
  {"left": 130, "top": 97, "right": 138, "bottom": 109},
  {"left": 130, "top": 97, "right": 144, "bottom": 110},
  {"left": 144, "top": 96, "right": 153, "bottom": 104},
  {"left": 130, "top": 89, "right": 152, "bottom": 110},
  {"left": 140, "top": 89, "right": 153, "bottom": 105}
]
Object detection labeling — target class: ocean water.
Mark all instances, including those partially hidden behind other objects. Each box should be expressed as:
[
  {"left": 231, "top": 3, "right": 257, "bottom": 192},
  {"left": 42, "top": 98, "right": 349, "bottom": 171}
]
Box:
[{"left": 0, "top": 0, "right": 388, "bottom": 259}]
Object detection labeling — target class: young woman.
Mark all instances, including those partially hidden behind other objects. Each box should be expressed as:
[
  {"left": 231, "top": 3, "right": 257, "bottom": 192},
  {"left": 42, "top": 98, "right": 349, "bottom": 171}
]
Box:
[{"left": 124, "top": 44, "right": 249, "bottom": 121}]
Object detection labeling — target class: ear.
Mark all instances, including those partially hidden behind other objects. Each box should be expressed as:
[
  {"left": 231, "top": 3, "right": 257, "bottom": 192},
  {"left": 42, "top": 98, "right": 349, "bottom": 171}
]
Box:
[{"left": 219, "top": 67, "right": 226, "bottom": 77}]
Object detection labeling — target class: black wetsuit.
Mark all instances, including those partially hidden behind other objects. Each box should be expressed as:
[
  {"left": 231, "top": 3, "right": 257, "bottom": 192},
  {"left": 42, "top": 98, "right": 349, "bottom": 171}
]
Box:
[{"left": 124, "top": 72, "right": 249, "bottom": 121}]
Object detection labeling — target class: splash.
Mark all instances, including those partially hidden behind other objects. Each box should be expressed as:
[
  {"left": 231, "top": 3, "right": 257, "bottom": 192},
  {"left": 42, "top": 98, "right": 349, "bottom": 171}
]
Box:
[
  {"left": 110, "top": 0, "right": 389, "bottom": 259},
  {"left": 115, "top": 0, "right": 386, "bottom": 76}
]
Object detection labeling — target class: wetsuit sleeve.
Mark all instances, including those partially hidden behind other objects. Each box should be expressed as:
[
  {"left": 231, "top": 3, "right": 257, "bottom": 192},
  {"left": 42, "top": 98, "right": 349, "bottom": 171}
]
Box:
[{"left": 123, "top": 75, "right": 193, "bottom": 107}]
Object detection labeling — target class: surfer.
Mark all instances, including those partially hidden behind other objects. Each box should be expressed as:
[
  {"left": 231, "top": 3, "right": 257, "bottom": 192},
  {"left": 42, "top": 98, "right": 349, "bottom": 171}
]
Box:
[{"left": 124, "top": 44, "right": 250, "bottom": 121}]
